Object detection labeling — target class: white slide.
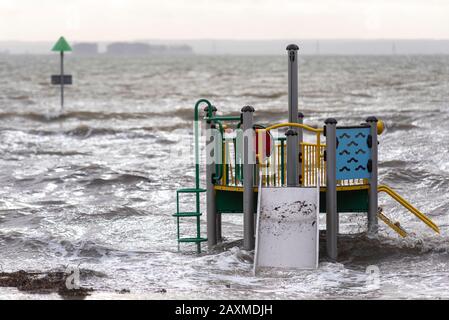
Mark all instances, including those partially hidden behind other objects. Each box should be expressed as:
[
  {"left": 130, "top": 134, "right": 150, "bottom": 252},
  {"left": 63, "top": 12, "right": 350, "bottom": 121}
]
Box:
[{"left": 254, "top": 185, "right": 320, "bottom": 273}]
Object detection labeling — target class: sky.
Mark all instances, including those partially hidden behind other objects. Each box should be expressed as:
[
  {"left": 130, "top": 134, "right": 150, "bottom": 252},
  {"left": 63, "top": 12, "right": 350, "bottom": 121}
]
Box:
[{"left": 1, "top": 0, "right": 449, "bottom": 41}]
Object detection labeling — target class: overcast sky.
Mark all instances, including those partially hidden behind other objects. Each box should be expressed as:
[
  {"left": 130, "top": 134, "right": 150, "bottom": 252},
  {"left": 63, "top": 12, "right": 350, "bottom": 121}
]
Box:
[{"left": 1, "top": 0, "right": 449, "bottom": 41}]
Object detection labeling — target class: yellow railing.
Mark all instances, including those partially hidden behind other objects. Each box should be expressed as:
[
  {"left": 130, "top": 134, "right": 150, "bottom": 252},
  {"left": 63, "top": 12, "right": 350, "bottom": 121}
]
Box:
[
  {"left": 378, "top": 185, "right": 440, "bottom": 234},
  {"left": 302, "top": 142, "right": 326, "bottom": 187},
  {"left": 377, "top": 209, "right": 408, "bottom": 238},
  {"left": 217, "top": 122, "right": 368, "bottom": 189},
  {"left": 257, "top": 122, "right": 323, "bottom": 188},
  {"left": 262, "top": 123, "right": 323, "bottom": 178}
]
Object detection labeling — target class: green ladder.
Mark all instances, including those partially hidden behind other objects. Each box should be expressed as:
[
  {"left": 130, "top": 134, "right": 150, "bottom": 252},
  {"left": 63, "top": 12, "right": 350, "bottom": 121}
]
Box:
[
  {"left": 173, "top": 99, "right": 212, "bottom": 253},
  {"left": 173, "top": 188, "right": 207, "bottom": 253}
]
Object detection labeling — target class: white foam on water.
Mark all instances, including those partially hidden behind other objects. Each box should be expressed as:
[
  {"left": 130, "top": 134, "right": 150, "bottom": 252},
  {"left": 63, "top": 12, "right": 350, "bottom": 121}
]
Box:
[{"left": 1, "top": 55, "right": 449, "bottom": 298}]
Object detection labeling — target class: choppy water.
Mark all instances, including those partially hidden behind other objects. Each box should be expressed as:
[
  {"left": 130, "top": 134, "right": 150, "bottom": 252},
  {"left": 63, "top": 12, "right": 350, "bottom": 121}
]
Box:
[{"left": 0, "top": 54, "right": 449, "bottom": 299}]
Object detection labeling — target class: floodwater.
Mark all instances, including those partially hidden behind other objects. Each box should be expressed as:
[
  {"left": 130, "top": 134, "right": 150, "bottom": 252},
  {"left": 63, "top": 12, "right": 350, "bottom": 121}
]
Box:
[{"left": 0, "top": 54, "right": 449, "bottom": 299}]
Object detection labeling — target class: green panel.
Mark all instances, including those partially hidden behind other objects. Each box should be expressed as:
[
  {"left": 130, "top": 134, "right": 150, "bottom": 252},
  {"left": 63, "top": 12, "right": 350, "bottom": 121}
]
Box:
[
  {"left": 320, "top": 189, "right": 369, "bottom": 213},
  {"left": 216, "top": 189, "right": 244, "bottom": 213},
  {"left": 52, "top": 37, "right": 72, "bottom": 52},
  {"left": 216, "top": 188, "right": 368, "bottom": 214},
  {"left": 216, "top": 189, "right": 259, "bottom": 213}
]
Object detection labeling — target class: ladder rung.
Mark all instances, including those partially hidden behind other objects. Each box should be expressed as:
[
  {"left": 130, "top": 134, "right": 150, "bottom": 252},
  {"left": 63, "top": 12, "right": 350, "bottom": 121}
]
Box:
[
  {"left": 177, "top": 188, "right": 206, "bottom": 194},
  {"left": 173, "top": 212, "right": 202, "bottom": 217},
  {"left": 178, "top": 237, "right": 208, "bottom": 243}
]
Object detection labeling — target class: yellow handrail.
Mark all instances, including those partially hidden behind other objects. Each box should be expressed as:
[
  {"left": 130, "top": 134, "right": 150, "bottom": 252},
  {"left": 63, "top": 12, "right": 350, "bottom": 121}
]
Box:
[
  {"left": 377, "top": 211, "right": 407, "bottom": 238},
  {"left": 378, "top": 185, "right": 440, "bottom": 234},
  {"left": 263, "top": 122, "right": 323, "bottom": 133},
  {"left": 257, "top": 123, "right": 322, "bottom": 175}
]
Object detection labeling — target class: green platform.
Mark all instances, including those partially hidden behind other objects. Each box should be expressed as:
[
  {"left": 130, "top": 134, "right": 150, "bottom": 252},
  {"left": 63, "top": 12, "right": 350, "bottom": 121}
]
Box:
[{"left": 216, "top": 188, "right": 369, "bottom": 214}]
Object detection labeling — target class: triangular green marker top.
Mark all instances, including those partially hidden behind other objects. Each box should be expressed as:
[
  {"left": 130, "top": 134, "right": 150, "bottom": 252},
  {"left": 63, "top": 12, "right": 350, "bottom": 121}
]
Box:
[{"left": 52, "top": 36, "right": 72, "bottom": 52}]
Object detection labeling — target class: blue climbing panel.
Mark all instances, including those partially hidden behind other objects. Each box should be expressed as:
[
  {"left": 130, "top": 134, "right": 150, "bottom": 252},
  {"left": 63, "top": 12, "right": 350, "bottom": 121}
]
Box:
[{"left": 336, "top": 126, "right": 371, "bottom": 180}]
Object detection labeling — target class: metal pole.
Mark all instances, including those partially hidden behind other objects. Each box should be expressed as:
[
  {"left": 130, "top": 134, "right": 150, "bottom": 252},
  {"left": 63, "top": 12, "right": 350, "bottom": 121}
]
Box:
[
  {"left": 212, "top": 107, "right": 223, "bottom": 243},
  {"left": 60, "top": 51, "right": 64, "bottom": 112},
  {"left": 242, "top": 105, "right": 255, "bottom": 250},
  {"left": 194, "top": 100, "right": 210, "bottom": 191},
  {"left": 325, "top": 118, "right": 338, "bottom": 261},
  {"left": 206, "top": 106, "right": 218, "bottom": 249},
  {"left": 286, "top": 129, "right": 298, "bottom": 186},
  {"left": 298, "top": 112, "right": 304, "bottom": 185},
  {"left": 366, "top": 116, "right": 379, "bottom": 234},
  {"left": 286, "top": 44, "right": 300, "bottom": 186},
  {"left": 287, "top": 44, "right": 299, "bottom": 125}
]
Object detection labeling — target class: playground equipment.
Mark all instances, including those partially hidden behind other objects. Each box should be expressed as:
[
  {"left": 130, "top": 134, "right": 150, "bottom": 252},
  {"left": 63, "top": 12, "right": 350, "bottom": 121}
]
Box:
[{"left": 174, "top": 44, "right": 440, "bottom": 264}]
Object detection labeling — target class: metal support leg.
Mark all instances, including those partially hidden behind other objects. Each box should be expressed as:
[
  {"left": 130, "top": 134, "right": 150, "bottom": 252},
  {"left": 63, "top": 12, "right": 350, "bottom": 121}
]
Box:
[
  {"left": 242, "top": 105, "right": 255, "bottom": 250},
  {"left": 325, "top": 118, "right": 338, "bottom": 261},
  {"left": 367, "top": 116, "right": 379, "bottom": 235},
  {"left": 286, "top": 129, "right": 298, "bottom": 187},
  {"left": 287, "top": 44, "right": 299, "bottom": 126},
  {"left": 287, "top": 44, "right": 300, "bottom": 186},
  {"left": 205, "top": 106, "right": 218, "bottom": 249},
  {"left": 60, "top": 52, "right": 65, "bottom": 112},
  {"left": 216, "top": 214, "right": 222, "bottom": 243}
]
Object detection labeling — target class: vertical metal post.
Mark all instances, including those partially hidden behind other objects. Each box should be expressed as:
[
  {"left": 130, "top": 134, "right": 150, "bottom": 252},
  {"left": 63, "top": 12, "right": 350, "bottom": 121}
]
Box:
[
  {"left": 286, "top": 44, "right": 300, "bottom": 187},
  {"left": 298, "top": 112, "right": 304, "bottom": 185},
  {"left": 213, "top": 108, "right": 223, "bottom": 243},
  {"left": 366, "top": 116, "right": 379, "bottom": 234},
  {"left": 287, "top": 44, "right": 299, "bottom": 126},
  {"left": 286, "top": 129, "right": 298, "bottom": 186},
  {"left": 206, "top": 106, "right": 218, "bottom": 249},
  {"left": 242, "top": 105, "right": 255, "bottom": 250},
  {"left": 325, "top": 118, "right": 338, "bottom": 261},
  {"left": 60, "top": 51, "right": 64, "bottom": 112},
  {"left": 192, "top": 99, "right": 209, "bottom": 253}
]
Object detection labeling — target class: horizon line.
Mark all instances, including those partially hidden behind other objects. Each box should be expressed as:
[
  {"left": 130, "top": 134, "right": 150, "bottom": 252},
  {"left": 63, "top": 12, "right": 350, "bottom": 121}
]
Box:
[{"left": 2, "top": 38, "right": 449, "bottom": 43}]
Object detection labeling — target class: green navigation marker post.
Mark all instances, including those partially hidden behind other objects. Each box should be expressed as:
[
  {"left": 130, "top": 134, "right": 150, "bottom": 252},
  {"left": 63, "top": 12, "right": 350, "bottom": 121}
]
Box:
[{"left": 51, "top": 36, "right": 72, "bottom": 112}]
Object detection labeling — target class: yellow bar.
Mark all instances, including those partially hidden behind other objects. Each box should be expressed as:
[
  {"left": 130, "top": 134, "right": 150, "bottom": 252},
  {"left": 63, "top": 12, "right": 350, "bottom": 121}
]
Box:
[
  {"left": 378, "top": 185, "right": 440, "bottom": 234},
  {"left": 306, "top": 144, "right": 309, "bottom": 186},
  {"left": 261, "top": 123, "right": 323, "bottom": 133},
  {"left": 312, "top": 144, "right": 316, "bottom": 185},
  {"left": 215, "top": 185, "right": 258, "bottom": 192},
  {"left": 307, "top": 145, "right": 310, "bottom": 186},
  {"left": 319, "top": 184, "right": 369, "bottom": 192},
  {"left": 301, "top": 143, "right": 305, "bottom": 187},
  {"left": 309, "top": 145, "right": 312, "bottom": 186},
  {"left": 305, "top": 145, "right": 307, "bottom": 186},
  {"left": 378, "top": 211, "right": 407, "bottom": 238}
]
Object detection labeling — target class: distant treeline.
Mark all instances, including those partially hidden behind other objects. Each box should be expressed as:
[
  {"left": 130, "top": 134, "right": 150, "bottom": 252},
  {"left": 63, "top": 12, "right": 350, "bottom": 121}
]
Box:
[
  {"left": 2, "top": 40, "right": 449, "bottom": 55},
  {"left": 72, "top": 42, "right": 193, "bottom": 55}
]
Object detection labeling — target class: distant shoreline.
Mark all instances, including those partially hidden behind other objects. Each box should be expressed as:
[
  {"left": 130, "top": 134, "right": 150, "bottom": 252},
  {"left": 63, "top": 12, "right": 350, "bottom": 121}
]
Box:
[
  {"left": 2, "top": 53, "right": 449, "bottom": 57},
  {"left": 2, "top": 39, "right": 449, "bottom": 55}
]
